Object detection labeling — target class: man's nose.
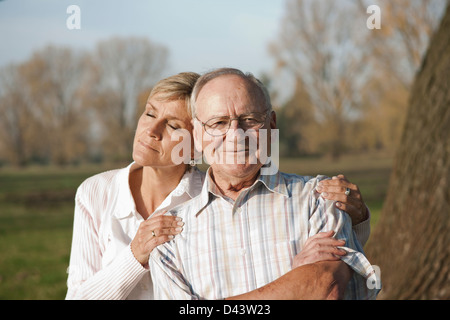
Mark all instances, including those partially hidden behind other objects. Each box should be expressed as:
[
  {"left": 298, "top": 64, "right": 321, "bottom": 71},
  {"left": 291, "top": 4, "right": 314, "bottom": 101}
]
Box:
[
  {"left": 228, "top": 117, "right": 242, "bottom": 130},
  {"left": 226, "top": 119, "right": 246, "bottom": 141}
]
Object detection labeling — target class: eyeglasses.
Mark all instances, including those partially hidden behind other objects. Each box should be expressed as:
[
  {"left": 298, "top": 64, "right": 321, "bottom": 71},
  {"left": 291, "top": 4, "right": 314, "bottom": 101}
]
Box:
[{"left": 196, "top": 109, "right": 270, "bottom": 137}]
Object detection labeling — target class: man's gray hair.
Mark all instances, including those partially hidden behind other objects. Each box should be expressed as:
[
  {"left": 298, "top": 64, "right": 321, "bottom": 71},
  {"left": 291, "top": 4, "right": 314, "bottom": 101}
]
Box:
[{"left": 190, "top": 67, "right": 272, "bottom": 118}]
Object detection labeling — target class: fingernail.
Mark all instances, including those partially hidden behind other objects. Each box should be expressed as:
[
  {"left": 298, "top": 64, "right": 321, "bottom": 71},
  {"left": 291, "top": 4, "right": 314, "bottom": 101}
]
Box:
[
  {"left": 316, "top": 185, "right": 323, "bottom": 192},
  {"left": 175, "top": 227, "right": 183, "bottom": 232},
  {"left": 322, "top": 192, "right": 329, "bottom": 197},
  {"left": 175, "top": 217, "right": 182, "bottom": 221},
  {"left": 177, "top": 221, "right": 184, "bottom": 226},
  {"left": 168, "top": 235, "right": 174, "bottom": 239}
]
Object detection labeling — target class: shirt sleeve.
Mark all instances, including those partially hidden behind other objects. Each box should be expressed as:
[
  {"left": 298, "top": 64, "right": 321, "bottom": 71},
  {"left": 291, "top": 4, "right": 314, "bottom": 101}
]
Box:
[
  {"left": 307, "top": 177, "right": 380, "bottom": 300},
  {"left": 65, "top": 185, "right": 148, "bottom": 300}
]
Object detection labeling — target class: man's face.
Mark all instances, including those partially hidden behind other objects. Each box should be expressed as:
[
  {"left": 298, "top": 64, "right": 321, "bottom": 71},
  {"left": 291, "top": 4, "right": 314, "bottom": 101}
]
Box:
[{"left": 193, "top": 74, "right": 276, "bottom": 180}]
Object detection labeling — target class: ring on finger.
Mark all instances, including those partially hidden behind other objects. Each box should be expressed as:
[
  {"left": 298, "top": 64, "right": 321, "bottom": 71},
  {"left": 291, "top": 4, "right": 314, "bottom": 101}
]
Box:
[{"left": 345, "top": 188, "right": 351, "bottom": 196}]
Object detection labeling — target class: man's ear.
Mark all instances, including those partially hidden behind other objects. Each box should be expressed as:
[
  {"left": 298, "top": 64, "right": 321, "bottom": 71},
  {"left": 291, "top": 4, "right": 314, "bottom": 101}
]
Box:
[{"left": 193, "top": 120, "right": 203, "bottom": 153}]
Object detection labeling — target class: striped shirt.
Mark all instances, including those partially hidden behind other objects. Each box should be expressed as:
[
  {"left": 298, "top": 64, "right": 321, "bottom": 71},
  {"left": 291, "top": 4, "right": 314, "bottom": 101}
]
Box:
[{"left": 150, "top": 168, "right": 379, "bottom": 300}]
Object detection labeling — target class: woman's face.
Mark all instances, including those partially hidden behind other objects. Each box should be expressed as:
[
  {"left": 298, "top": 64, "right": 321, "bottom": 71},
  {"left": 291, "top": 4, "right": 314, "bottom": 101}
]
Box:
[{"left": 132, "top": 94, "right": 193, "bottom": 169}]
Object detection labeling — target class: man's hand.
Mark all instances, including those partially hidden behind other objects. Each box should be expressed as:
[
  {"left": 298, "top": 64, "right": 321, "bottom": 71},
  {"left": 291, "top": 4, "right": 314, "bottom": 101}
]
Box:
[{"left": 316, "top": 174, "right": 368, "bottom": 225}]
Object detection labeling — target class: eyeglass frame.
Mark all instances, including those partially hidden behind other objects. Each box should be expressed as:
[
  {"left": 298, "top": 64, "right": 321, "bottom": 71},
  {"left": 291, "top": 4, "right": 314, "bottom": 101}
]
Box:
[{"left": 195, "top": 108, "right": 271, "bottom": 137}]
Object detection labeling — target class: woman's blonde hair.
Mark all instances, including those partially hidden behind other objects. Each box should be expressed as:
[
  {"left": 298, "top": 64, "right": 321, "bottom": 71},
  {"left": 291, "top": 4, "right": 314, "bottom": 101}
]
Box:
[{"left": 148, "top": 72, "right": 200, "bottom": 118}]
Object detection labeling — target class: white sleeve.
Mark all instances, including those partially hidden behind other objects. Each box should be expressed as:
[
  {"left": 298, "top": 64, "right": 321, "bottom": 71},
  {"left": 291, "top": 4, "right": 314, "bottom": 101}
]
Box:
[{"left": 65, "top": 185, "right": 148, "bottom": 300}]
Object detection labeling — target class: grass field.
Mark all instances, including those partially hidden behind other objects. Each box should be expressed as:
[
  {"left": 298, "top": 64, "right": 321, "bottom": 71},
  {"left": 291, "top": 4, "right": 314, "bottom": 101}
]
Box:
[{"left": 0, "top": 153, "right": 392, "bottom": 299}]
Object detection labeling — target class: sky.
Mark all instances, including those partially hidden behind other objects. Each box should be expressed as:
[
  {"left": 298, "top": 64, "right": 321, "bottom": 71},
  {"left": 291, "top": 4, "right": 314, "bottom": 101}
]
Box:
[{"left": 0, "top": 0, "right": 285, "bottom": 80}]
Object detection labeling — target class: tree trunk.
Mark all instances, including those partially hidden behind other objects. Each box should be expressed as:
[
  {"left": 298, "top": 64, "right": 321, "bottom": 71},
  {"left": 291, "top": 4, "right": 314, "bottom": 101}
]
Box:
[{"left": 366, "top": 5, "right": 450, "bottom": 300}]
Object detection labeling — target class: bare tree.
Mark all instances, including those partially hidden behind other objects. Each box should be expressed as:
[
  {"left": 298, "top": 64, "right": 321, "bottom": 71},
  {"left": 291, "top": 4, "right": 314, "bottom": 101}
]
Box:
[
  {"left": 355, "top": 0, "right": 448, "bottom": 152},
  {"left": 358, "top": 0, "right": 447, "bottom": 89},
  {"left": 366, "top": 4, "right": 450, "bottom": 299},
  {"left": 0, "top": 64, "right": 34, "bottom": 166},
  {"left": 18, "top": 46, "right": 90, "bottom": 165},
  {"left": 276, "top": 77, "right": 319, "bottom": 156},
  {"left": 271, "top": 0, "right": 447, "bottom": 157},
  {"left": 271, "top": 0, "right": 372, "bottom": 159},
  {"left": 0, "top": 37, "right": 168, "bottom": 166}
]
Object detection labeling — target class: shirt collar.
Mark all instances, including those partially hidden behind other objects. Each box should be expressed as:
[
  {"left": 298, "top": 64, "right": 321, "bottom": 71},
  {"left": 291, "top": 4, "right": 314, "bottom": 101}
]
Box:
[
  {"left": 258, "top": 169, "right": 290, "bottom": 197},
  {"left": 204, "top": 166, "right": 290, "bottom": 197},
  {"left": 191, "top": 167, "right": 290, "bottom": 217},
  {"left": 114, "top": 162, "right": 139, "bottom": 219},
  {"left": 171, "top": 166, "right": 204, "bottom": 199},
  {"left": 191, "top": 168, "right": 217, "bottom": 216}
]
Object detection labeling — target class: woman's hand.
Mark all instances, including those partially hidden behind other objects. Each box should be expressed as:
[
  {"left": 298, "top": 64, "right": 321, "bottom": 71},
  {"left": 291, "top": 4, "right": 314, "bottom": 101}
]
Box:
[
  {"left": 293, "top": 231, "right": 347, "bottom": 268},
  {"left": 316, "top": 174, "right": 368, "bottom": 225},
  {"left": 130, "top": 212, "right": 184, "bottom": 267}
]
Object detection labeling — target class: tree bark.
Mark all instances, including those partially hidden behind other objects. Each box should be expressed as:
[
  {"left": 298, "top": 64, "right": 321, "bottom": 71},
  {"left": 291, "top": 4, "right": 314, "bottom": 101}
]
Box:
[{"left": 366, "top": 4, "right": 450, "bottom": 299}]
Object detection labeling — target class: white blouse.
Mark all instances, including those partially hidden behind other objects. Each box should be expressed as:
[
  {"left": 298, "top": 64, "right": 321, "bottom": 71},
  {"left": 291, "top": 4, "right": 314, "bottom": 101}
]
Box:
[{"left": 65, "top": 163, "right": 204, "bottom": 300}]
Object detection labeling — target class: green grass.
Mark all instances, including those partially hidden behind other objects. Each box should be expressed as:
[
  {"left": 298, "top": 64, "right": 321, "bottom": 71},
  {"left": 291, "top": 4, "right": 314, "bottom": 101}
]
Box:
[
  {"left": 0, "top": 154, "right": 392, "bottom": 299},
  {"left": 0, "top": 165, "right": 107, "bottom": 300}
]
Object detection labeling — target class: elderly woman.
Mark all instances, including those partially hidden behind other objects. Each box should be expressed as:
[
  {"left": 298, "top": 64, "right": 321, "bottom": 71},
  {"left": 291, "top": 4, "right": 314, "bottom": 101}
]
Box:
[{"left": 65, "top": 72, "right": 370, "bottom": 300}]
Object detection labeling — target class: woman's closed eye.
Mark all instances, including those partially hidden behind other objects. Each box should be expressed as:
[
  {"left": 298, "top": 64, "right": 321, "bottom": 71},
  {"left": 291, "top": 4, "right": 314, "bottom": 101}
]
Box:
[{"left": 167, "top": 123, "right": 180, "bottom": 130}]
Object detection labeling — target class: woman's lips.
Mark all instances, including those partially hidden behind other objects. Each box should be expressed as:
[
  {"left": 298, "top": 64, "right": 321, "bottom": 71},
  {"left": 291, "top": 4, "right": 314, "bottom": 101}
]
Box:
[{"left": 139, "top": 140, "right": 159, "bottom": 153}]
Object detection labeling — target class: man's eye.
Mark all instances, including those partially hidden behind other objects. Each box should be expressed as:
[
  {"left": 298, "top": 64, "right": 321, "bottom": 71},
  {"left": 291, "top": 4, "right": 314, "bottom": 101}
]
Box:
[
  {"left": 146, "top": 113, "right": 156, "bottom": 118},
  {"left": 209, "top": 120, "right": 228, "bottom": 128}
]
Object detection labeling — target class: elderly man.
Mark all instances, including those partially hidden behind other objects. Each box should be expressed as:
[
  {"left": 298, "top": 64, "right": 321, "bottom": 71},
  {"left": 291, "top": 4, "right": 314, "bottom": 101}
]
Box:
[{"left": 150, "top": 68, "right": 379, "bottom": 299}]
